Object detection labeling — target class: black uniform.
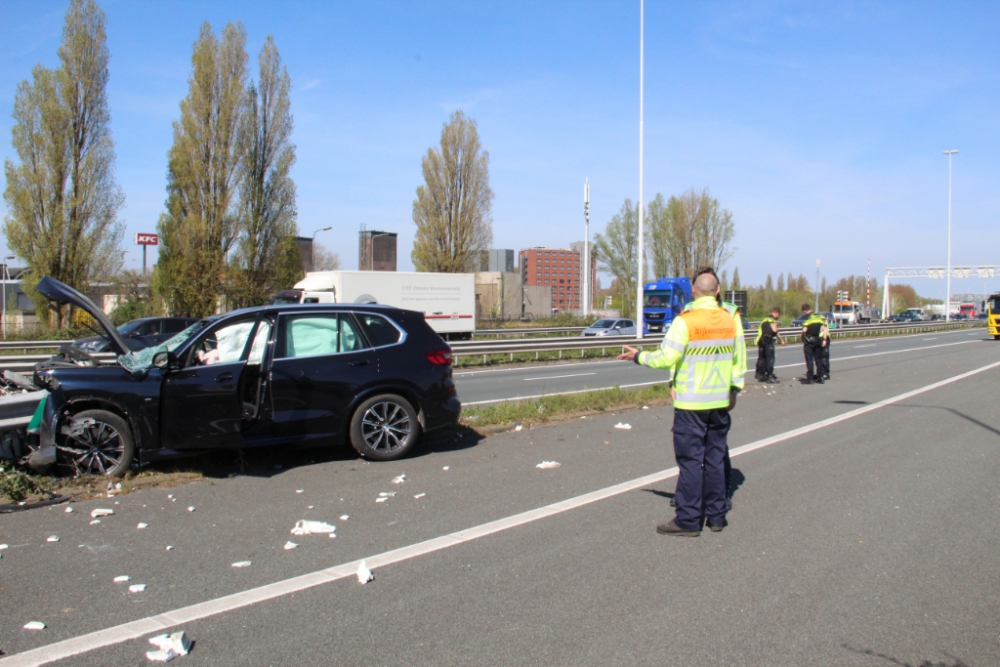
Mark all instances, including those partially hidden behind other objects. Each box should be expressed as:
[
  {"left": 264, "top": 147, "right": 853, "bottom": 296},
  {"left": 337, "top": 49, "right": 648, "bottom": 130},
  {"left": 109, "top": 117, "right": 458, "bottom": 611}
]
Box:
[
  {"left": 820, "top": 316, "right": 831, "bottom": 380},
  {"left": 802, "top": 313, "right": 826, "bottom": 383},
  {"left": 755, "top": 316, "right": 778, "bottom": 381}
]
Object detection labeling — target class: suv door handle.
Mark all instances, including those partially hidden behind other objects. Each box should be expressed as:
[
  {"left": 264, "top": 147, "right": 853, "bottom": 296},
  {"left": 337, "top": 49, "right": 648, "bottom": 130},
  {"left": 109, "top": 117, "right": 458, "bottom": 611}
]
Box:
[
  {"left": 215, "top": 372, "right": 234, "bottom": 382},
  {"left": 347, "top": 359, "right": 368, "bottom": 367}
]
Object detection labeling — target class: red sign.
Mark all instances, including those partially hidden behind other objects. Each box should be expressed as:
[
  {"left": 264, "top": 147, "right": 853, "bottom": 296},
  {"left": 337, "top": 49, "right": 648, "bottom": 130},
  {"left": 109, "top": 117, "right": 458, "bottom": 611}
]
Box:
[{"left": 135, "top": 233, "right": 159, "bottom": 246}]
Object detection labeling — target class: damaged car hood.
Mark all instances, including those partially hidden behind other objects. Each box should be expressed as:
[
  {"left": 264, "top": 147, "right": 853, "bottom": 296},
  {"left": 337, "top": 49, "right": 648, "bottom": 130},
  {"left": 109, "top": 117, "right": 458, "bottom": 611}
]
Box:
[{"left": 36, "top": 276, "right": 130, "bottom": 356}]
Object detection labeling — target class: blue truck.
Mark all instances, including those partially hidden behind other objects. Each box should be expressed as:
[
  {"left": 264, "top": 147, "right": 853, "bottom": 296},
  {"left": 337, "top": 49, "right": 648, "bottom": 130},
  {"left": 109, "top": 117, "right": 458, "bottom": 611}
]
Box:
[{"left": 641, "top": 277, "right": 693, "bottom": 334}]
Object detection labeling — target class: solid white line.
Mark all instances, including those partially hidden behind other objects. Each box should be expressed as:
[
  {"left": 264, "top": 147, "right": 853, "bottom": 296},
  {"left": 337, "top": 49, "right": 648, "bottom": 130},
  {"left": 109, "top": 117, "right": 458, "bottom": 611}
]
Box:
[
  {"left": 853, "top": 344, "right": 876, "bottom": 348},
  {"left": 8, "top": 358, "right": 999, "bottom": 667},
  {"left": 523, "top": 372, "right": 596, "bottom": 382},
  {"left": 454, "top": 358, "right": 627, "bottom": 377}
]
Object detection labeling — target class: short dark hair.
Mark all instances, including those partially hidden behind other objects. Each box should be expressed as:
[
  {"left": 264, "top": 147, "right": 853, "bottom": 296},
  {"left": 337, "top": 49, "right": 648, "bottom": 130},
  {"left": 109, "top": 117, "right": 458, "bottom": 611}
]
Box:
[
  {"left": 771, "top": 307, "right": 781, "bottom": 315},
  {"left": 801, "top": 303, "right": 812, "bottom": 313}
]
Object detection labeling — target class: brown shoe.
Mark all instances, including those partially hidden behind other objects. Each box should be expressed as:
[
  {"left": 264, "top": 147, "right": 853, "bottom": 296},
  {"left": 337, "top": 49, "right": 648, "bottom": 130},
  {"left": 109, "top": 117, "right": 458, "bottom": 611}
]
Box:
[{"left": 656, "top": 520, "right": 700, "bottom": 537}]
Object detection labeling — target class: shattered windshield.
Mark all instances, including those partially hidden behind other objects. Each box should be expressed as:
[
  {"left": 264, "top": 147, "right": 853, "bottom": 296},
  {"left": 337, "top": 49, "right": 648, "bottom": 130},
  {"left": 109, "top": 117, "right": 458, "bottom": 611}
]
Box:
[{"left": 119, "top": 321, "right": 206, "bottom": 372}]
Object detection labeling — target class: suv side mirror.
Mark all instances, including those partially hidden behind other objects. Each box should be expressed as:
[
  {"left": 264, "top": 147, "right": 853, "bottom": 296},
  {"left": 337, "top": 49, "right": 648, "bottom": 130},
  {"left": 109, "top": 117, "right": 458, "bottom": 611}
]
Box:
[{"left": 153, "top": 350, "right": 177, "bottom": 370}]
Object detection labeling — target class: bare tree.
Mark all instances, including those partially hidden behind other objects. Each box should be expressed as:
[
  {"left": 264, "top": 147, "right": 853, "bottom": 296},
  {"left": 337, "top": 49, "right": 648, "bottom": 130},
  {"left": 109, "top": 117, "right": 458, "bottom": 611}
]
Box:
[
  {"left": 3, "top": 0, "right": 124, "bottom": 327},
  {"left": 411, "top": 110, "right": 493, "bottom": 272},
  {"left": 644, "top": 188, "right": 735, "bottom": 280},
  {"left": 228, "top": 35, "right": 297, "bottom": 308},
  {"left": 155, "top": 22, "right": 248, "bottom": 317},
  {"left": 312, "top": 242, "right": 341, "bottom": 271},
  {"left": 593, "top": 200, "right": 640, "bottom": 318}
]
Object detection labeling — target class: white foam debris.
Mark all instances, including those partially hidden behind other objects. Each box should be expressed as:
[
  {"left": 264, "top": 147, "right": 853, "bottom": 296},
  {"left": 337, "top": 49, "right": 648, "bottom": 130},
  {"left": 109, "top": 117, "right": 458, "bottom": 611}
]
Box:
[
  {"left": 231, "top": 561, "right": 252, "bottom": 568},
  {"left": 536, "top": 461, "right": 561, "bottom": 469},
  {"left": 137, "top": 522, "right": 149, "bottom": 529},
  {"left": 129, "top": 584, "right": 146, "bottom": 593},
  {"left": 187, "top": 506, "right": 195, "bottom": 512},
  {"left": 284, "top": 541, "right": 298, "bottom": 550},
  {"left": 290, "top": 520, "right": 336, "bottom": 536},
  {"left": 91, "top": 508, "right": 114, "bottom": 518},
  {"left": 307, "top": 505, "right": 314, "bottom": 509},
  {"left": 23, "top": 621, "right": 46, "bottom": 630},
  {"left": 145, "top": 648, "right": 176, "bottom": 662},
  {"left": 0, "top": 544, "right": 8, "bottom": 549},
  {"left": 46, "top": 535, "right": 59, "bottom": 542},
  {"left": 378, "top": 492, "right": 389, "bottom": 497},
  {"left": 614, "top": 422, "right": 632, "bottom": 430},
  {"left": 642, "top": 405, "right": 649, "bottom": 410},
  {"left": 166, "top": 546, "right": 174, "bottom": 551},
  {"left": 339, "top": 515, "right": 349, "bottom": 520},
  {"left": 413, "top": 493, "right": 426, "bottom": 499},
  {"left": 115, "top": 482, "right": 122, "bottom": 490},
  {"left": 147, "top": 631, "right": 192, "bottom": 662},
  {"left": 90, "top": 520, "right": 101, "bottom": 525},
  {"left": 357, "top": 560, "right": 374, "bottom": 584},
  {"left": 65, "top": 506, "right": 74, "bottom": 513},
  {"left": 375, "top": 497, "right": 387, "bottom": 503},
  {"left": 167, "top": 494, "right": 174, "bottom": 499},
  {"left": 514, "top": 424, "right": 523, "bottom": 431},
  {"left": 391, "top": 474, "right": 406, "bottom": 484},
  {"left": 442, "top": 466, "right": 450, "bottom": 471},
  {"left": 296, "top": 489, "right": 304, "bottom": 494},
  {"left": 113, "top": 575, "right": 131, "bottom": 583}
]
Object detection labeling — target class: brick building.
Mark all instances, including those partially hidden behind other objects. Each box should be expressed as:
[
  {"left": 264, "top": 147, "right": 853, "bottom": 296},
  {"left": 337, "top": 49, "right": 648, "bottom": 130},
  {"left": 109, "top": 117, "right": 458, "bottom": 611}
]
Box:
[{"left": 518, "top": 246, "right": 597, "bottom": 311}]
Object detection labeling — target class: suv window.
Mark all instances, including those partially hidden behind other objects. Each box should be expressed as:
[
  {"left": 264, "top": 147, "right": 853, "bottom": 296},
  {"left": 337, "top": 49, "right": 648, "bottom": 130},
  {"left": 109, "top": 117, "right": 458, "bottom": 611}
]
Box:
[
  {"left": 163, "top": 319, "right": 190, "bottom": 334},
  {"left": 189, "top": 318, "right": 256, "bottom": 366},
  {"left": 357, "top": 313, "right": 402, "bottom": 347},
  {"left": 276, "top": 313, "right": 368, "bottom": 359}
]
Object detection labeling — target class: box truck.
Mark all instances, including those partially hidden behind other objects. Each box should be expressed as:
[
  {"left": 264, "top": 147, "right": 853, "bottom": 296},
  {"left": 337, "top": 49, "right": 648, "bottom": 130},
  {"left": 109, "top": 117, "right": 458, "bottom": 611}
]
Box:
[{"left": 273, "top": 271, "right": 475, "bottom": 339}]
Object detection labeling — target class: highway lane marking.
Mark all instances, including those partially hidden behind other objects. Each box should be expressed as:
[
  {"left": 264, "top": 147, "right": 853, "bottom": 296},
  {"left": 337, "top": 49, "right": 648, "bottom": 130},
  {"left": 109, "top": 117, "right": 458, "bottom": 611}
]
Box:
[
  {"left": 8, "top": 358, "right": 1000, "bottom": 667},
  {"left": 853, "top": 344, "right": 876, "bottom": 348},
  {"left": 522, "top": 372, "right": 596, "bottom": 382},
  {"left": 924, "top": 337, "right": 937, "bottom": 340},
  {"left": 462, "top": 339, "right": 978, "bottom": 405}
]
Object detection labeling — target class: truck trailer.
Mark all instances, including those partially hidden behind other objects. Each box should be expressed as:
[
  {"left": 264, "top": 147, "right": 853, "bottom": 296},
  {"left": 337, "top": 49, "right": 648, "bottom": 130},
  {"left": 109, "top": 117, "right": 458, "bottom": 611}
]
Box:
[{"left": 273, "top": 271, "right": 475, "bottom": 340}]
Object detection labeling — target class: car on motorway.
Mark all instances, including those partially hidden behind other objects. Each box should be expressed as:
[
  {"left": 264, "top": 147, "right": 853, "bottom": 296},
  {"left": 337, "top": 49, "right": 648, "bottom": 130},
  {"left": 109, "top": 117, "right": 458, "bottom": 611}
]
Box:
[
  {"left": 891, "top": 311, "right": 924, "bottom": 323},
  {"left": 580, "top": 318, "right": 637, "bottom": 337},
  {"left": 28, "top": 277, "right": 460, "bottom": 477},
  {"left": 74, "top": 316, "right": 200, "bottom": 353}
]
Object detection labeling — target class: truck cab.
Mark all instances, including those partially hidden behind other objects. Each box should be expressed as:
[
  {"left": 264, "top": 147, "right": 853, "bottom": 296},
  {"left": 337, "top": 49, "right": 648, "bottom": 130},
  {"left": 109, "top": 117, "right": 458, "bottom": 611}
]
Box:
[
  {"left": 988, "top": 294, "right": 1000, "bottom": 340},
  {"left": 642, "top": 277, "right": 693, "bottom": 334}
]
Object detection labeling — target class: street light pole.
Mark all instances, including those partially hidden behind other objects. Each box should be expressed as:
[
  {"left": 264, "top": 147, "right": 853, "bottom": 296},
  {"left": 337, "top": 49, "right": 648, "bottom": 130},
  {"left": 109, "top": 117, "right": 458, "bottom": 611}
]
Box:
[
  {"left": 312, "top": 226, "right": 332, "bottom": 271},
  {"left": 1, "top": 256, "right": 12, "bottom": 339},
  {"left": 583, "top": 179, "right": 590, "bottom": 318},
  {"left": 814, "top": 259, "right": 821, "bottom": 312},
  {"left": 943, "top": 149, "right": 958, "bottom": 322},
  {"left": 635, "top": 0, "right": 645, "bottom": 339},
  {"left": 368, "top": 232, "right": 390, "bottom": 272}
]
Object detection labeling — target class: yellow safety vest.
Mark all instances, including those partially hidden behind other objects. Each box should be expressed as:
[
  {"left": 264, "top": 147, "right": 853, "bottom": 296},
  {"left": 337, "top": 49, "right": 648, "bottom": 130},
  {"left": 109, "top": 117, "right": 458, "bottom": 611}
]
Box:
[{"left": 638, "top": 296, "right": 746, "bottom": 410}]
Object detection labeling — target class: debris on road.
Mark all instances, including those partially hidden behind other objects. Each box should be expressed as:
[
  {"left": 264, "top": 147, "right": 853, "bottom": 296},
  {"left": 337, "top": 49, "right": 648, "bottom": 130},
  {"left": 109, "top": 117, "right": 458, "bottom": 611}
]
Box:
[
  {"left": 129, "top": 584, "right": 146, "bottom": 593},
  {"left": 284, "top": 541, "right": 298, "bottom": 550},
  {"left": 414, "top": 493, "right": 426, "bottom": 499},
  {"left": 642, "top": 406, "right": 649, "bottom": 410},
  {"left": 65, "top": 506, "right": 74, "bottom": 513},
  {"left": 375, "top": 497, "right": 387, "bottom": 503},
  {"left": 23, "top": 621, "right": 46, "bottom": 630},
  {"left": 91, "top": 508, "right": 114, "bottom": 518},
  {"left": 391, "top": 474, "right": 406, "bottom": 484},
  {"left": 231, "top": 561, "right": 251, "bottom": 568},
  {"left": 536, "top": 461, "right": 561, "bottom": 469},
  {"left": 0, "top": 544, "right": 8, "bottom": 549},
  {"left": 357, "top": 560, "right": 374, "bottom": 584},
  {"left": 290, "top": 520, "right": 336, "bottom": 536},
  {"left": 166, "top": 546, "right": 174, "bottom": 551},
  {"left": 147, "top": 631, "right": 192, "bottom": 662},
  {"left": 90, "top": 520, "right": 101, "bottom": 525},
  {"left": 296, "top": 489, "right": 304, "bottom": 494},
  {"left": 46, "top": 535, "right": 59, "bottom": 542},
  {"left": 137, "top": 522, "right": 149, "bottom": 529},
  {"left": 514, "top": 422, "right": 523, "bottom": 431},
  {"left": 187, "top": 506, "right": 195, "bottom": 512},
  {"left": 339, "top": 515, "right": 349, "bottom": 520},
  {"left": 442, "top": 466, "right": 450, "bottom": 471},
  {"left": 113, "top": 575, "right": 130, "bottom": 583},
  {"left": 614, "top": 422, "right": 632, "bottom": 430}
]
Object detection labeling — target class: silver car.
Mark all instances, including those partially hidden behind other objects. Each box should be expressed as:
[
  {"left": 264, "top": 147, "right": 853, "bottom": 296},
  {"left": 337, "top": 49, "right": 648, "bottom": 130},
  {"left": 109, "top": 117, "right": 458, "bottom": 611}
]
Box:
[{"left": 581, "top": 318, "right": 637, "bottom": 337}]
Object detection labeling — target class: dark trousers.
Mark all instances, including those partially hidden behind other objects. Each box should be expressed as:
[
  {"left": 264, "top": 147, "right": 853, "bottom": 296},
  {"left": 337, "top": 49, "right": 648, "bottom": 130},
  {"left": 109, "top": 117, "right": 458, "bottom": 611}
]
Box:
[
  {"left": 755, "top": 341, "right": 775, "bottom": 378},
  {"left": 803, "top": 342, "right": 823, "bottom": 380},
  {"left": 821, "top": 339, "right": 830, "bottom": 377},
  {"left": 672, "top": 408, "right": 730, "bottom": 530}
]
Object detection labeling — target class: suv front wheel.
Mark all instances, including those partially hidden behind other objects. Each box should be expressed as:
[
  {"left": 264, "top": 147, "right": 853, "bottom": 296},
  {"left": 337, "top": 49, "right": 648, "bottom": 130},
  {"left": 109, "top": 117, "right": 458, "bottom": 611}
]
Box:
[
  {"left": 55, "top": 409, "right": 135, "bottom": 477},
  {"left": 349, "top": 394, "right": 419, "bottom": 461}
]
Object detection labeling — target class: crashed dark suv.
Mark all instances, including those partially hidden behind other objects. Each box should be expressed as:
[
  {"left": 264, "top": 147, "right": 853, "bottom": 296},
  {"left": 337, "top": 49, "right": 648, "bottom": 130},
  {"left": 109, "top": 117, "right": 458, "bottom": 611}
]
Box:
[{"left": 30, "top": 277, "right": 461, "bottom": 476}]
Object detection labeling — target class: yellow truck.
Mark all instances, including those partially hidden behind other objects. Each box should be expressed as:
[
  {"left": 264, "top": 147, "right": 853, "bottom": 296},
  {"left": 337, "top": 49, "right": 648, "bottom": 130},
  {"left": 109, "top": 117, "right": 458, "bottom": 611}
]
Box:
[{"left": 989, "top": 293, "right": 1000, "bottom": 340}]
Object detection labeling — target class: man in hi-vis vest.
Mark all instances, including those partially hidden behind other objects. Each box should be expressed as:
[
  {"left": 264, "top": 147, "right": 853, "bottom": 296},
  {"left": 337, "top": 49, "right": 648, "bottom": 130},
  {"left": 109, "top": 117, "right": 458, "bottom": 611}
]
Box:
[{"left": 619, "top": 270, "right": 745, "bottom": 536}]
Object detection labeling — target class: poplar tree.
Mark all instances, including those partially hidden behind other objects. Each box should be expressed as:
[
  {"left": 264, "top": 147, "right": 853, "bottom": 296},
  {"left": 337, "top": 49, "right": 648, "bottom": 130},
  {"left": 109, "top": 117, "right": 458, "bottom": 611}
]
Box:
[
  {"left": 411, "top": 111, "right": 493, "bottom": 272},
  {"left": 594, "top": 200, "right": 640, "bottom": 318},
  {"left": 155, "top": 22, "right": 248, "bottom": 317},
  {"left": 3, "top": 0, "right": 124, "bottom": 326}
]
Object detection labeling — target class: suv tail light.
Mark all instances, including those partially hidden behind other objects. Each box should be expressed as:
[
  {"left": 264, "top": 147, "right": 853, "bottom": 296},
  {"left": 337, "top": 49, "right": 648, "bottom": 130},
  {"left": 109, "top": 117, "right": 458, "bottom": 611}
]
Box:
[{"left": 425, "top": 349, "right": 453, "bottom": 365}]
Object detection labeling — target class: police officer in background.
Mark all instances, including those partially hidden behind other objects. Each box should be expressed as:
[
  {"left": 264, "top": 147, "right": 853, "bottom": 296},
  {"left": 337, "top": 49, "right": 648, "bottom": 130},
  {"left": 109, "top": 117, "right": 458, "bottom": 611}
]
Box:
[
  {"left": 755, "top": 307, "right": 785, "bottom": 383},
  {"left": 820, "top": 313, "right": 832, "bottom": 380},
  {"left": 619, "top": 269, "right": 745, "bottom": 536},
  {"left": 799, "top": 304, "right": 828, "bottom": 384}
]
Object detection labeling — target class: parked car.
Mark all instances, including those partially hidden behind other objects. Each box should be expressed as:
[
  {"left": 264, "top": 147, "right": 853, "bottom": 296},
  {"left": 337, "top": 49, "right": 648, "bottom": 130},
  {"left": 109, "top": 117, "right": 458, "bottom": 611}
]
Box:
[
  {"left": 580, "top": 318, "right": 637, "bottom": 337},
  {"left": 74, "top": 317, "right": 200, "bottom": 353},
  {"left": 29, "top": 277, "right": 461, "bottom": 477}
]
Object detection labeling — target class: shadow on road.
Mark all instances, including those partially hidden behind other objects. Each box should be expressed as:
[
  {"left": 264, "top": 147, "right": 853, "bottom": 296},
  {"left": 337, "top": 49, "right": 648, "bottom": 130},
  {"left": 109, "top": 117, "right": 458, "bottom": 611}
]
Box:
[{"left": 842, "top": 643, "right": 974, "bottom": 667}]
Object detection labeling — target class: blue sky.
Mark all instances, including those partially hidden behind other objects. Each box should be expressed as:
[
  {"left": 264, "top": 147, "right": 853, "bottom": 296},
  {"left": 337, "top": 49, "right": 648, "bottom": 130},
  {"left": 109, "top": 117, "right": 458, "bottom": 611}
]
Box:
[{"left": 1, "top": 1, "right": 998, "bottom": 299}]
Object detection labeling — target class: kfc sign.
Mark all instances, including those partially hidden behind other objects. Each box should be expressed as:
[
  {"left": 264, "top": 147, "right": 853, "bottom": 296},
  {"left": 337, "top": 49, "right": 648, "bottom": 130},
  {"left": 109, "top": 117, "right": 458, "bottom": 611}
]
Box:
[{"left": 135, "top": 233, "right": 159, "bottom": 246}]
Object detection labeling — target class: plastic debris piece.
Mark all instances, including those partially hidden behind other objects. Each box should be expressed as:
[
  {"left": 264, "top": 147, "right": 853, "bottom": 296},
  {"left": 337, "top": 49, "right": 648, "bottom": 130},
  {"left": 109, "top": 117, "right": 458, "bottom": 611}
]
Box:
[
  {"left": 357, "top": 560, "right": 374, "bottom": 584},
  {"left": 23, "top": 621, "right": 46, "bottom": 630},
  {"left": 0, "top": 544, "right": 8, "bottom": 549},
  {"left": 166, "top": 546, "right": 174, "bottom": 551},
  {"left": 307, "top": 505, "right": 314, "bottom": 509},
  {"left": 581, "top": 416, "right": 586, "bottom": 419},
  {"left": 391, "top": 474, "right": 406, "bottom": 484},
  {"left": 413, "top": 493, "right": 426, "bottom": 499},
  {"left": 284, "top": 541, "right": 298, "bottom": 550},
  {"left": 115, "top": 482, "right": 122, "bottom": 490},
  {"left": 442, "top": 466, "right": 450, "bottom": 471},
  {"left": 90, "top": 520, "right": 101, "bottom": 525},
  {"left": 231, "top": 561, "right": 251, "bottom": 568},
  {"left": 642, "top": 405, "right": 649, "bottom": 410},
  {"left": 91, "top": 508, "right": 114, "bottom": 518},
  {"left": 149, "top": 631, "right": 191, "bottom": 656},
  {"left": 339, "top": 515, "right": 349, "bottom": 520},
  {"left": 187, "top": 506, "right": 195, "bottom": 512},
  {"left": 137, "top": 522, "right": 149, "bottom": 529},
  {"left": 167, "top": 494, "right": 174, "bottom": 499},
  {"left": 129, "top": 584, "right": 146, "bottom": 593},
  {"left": 296, "top": 489, "right": 304, "bottom": 494},
  {"left": 375, "top": 497, "right": 387, "bottom": 503},
  {"left": 113, "top": 575, "right": 131, "bottom": 583},
  {"left": 536, "top": 461, "right": 561, "bottom": 469},
  {"left": 378, "top": 492, "right": 389, "bottom": 497},
  {"left": 290, "top": 520, "right": 336, "bottom": 536},
  {"left": 47, "top": 535, "right": 59, "bottom": 542},
  {"left": 145, "top": 648, "right": 177, "bottom": 662},
  {"left": 614, "top": 422, "right": 632, "bottom": 430},
  {"left": 65, "top": 506, "right": 74, "bottom": 513}
]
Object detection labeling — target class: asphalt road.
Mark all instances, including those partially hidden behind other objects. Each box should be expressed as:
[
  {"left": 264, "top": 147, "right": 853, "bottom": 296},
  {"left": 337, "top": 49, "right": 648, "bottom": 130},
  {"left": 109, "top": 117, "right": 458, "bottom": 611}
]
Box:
[
  {"left": 1, "top": 331, "right": 999, "bottom": 666},
  {"left": 456, "top": 326, "right": 986, "bottom": 404}
]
